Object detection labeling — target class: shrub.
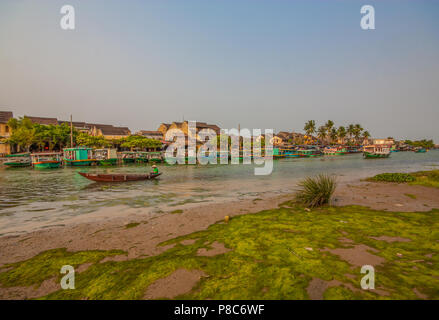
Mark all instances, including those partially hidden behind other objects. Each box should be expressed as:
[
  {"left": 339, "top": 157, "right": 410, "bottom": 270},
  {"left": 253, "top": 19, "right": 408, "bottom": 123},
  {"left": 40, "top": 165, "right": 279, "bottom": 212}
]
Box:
[
  {"left": 295, "top": 174, "right": 337, "bottom": 208},
  {"left": 370, "top": 173, "right": 415, "bottom": 183}
]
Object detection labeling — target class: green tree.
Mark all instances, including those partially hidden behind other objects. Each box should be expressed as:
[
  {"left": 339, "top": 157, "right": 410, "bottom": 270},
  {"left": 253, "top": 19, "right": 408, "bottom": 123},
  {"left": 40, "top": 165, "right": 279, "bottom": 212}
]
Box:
[
  {"left": 317, "top": 126, "right": 327, "bottom": 144},
  {"left": 7, "top": 117, "right": 35, "bottom": 152},
  {"left": 304, "top": 120, "right": 316, "bottom": 137},
  {"left": 330, "top": 128, "right": 338, "bottom": 144},
  {"left": 337, "top": 126, "right": 347, "bottom": 145}
]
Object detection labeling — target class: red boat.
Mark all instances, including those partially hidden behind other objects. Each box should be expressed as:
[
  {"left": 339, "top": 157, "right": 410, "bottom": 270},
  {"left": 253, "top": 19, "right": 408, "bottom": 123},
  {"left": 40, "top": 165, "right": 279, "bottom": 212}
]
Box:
[{"left": 78, "top": 172, "right": 162, "bottom": 182}]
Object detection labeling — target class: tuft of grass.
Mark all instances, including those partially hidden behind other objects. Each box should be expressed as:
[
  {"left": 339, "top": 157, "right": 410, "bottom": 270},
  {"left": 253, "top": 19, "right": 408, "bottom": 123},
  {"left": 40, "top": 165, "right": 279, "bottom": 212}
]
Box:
[
  {"left": 404, "top": 193, "right": 417, "bottom": 200},
  {"left": 369, "top": 173, "right": 415, "bottom": 183},
  {"left": 294, "top": 174, "right": 337, "bottom": 208},
  {"left": 170, "top": 209, "right": 183, "bottom": 214}
]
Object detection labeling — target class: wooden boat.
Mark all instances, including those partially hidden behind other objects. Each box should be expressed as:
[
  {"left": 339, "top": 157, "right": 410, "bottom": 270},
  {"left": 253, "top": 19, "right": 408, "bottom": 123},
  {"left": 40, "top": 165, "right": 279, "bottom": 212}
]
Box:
[
  {"left": 95, "top": 148, "right": 118, "bottom": 165},
  {"left": 297, "top": 147, "right": 321, "bottom": 158},
  {"left": 31, "top": 152, "right": 62, "bottom": 169},
  {"left": 78, "top": 171, "right": 162, "bottom": 182},
  {"left": 120, "top": 151, "right": 137, "bottom": 164},
  {"left": 3, "top": 153, "right": 31, "bottom": 167},
  {"left": 363, "top": 145, "right": 390, "bottom": 158},
  {"left": 63, "top": 147, "right": 96, "bottom": 166},
  {"left": 415, "top": 148, "right": 427, "bottom": 153},
  {"left": 323, "top": 146, "right": 347, "bottom": 156}
]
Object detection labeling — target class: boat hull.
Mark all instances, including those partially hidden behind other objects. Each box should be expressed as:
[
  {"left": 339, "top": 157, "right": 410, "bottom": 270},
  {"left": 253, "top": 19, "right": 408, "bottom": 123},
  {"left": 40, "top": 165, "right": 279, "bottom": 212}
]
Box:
[
  {"left": 33, "top": 161, "right": 62, "bottom": 169},
  {"left": 64, "top": 160, "right": 96, "bottom": 166},
  {"left": 78, "top": 172, "right": 162, "bottom": 182},
  {"left": 363, "top": 152, "right": 390, "bottom": 159},
  {"left": 97, "top": 159, "right": 118, "bottom": 166},
  {"left": 4, "top": 162, "right": 31, "bottom": 168}
]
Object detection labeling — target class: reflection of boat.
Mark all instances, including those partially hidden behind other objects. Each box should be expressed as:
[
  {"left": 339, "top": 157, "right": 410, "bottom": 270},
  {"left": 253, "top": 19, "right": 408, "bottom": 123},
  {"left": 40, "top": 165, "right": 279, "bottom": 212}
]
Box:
[
  {"left": 31, "top": 152, "right": 62, "bottom": 169},
  {"left": 78, "top": 172, "right": 162, "bottom": 182},
  {"left": 363, "top": 145, "right": 390, "bottom": 158},
  {"left": 3, "top": 153, "right": 31, "bottom": 167},
  {"left": 63, "top": 147, "right": 96, "bottom": 166}
]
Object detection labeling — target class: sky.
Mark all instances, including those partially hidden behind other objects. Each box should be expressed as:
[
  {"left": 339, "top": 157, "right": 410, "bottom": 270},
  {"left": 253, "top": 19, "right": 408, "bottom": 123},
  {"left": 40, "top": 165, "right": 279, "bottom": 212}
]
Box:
[{"left": 0, "top": 0, "right": 438, "bottom": 141}]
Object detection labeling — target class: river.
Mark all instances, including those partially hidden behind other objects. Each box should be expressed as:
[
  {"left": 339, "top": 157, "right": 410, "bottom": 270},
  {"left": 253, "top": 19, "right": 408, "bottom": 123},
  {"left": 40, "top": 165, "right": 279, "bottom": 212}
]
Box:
[{"left": 0, "top": 151, "right": 438, "bottom": 236}]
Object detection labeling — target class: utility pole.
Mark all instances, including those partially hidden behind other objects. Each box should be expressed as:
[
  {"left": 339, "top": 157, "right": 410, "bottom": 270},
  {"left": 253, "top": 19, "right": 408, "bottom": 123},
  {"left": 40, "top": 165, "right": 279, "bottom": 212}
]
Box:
[{"left": 70, "top": 114, "right": 73, "bottom": 147}]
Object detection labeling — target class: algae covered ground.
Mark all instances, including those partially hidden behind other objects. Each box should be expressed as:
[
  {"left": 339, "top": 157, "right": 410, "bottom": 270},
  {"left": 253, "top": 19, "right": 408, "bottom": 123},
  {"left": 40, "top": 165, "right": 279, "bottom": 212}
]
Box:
[
  {"left": 369, "top": 170, "right": 439, "bottom": 189},
  {"left": 1, "top": 203, "right": 438, "bottom": 300}
]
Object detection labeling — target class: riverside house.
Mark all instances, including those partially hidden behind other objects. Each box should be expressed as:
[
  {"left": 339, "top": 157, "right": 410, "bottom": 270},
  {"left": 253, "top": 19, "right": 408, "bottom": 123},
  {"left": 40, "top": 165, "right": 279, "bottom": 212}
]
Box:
[
  {"left": 158, "top": 121, "right": 221, "bottom": 142},
  {"left": 137, "top": 130, "right": 164, "bottom": 141},
  {"left": 0, "top": 111, "right": 13, "bottom": 155}
]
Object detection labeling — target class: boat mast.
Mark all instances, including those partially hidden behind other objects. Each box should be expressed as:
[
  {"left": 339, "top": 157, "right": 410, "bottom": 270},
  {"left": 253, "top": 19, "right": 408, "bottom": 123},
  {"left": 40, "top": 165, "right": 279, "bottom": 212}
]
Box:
[{"left": 70, "top": 114, "right": 73, "bottom": 147}]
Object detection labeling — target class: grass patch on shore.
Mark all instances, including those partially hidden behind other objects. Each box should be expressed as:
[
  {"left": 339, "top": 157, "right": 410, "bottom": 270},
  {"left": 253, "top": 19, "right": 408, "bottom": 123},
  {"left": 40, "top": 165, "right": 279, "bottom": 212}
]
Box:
[
  {"left": 1, "top": 204, "right": 438, "bottom": 300},
  {"left": 125, "top": 223, "right": 140, "bottom": 229},
  {"left": 369, "top": 170, "right": 439, "bottom": 188},
  {"left": 0, "top": 248, "right": 124, "bottom": 288}
]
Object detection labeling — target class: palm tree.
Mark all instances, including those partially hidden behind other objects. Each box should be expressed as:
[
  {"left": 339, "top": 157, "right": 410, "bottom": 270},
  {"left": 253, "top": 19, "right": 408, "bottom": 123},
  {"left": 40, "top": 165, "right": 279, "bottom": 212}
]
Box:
[
  {"left": 347, "top": 124, "right": 355, "bottom": 143},
  {"left": 325, "top": 120, "right": 334, "bottom": 136},
  {"left": 337, "top": 126, "right": 347, "bottom": 145},
  {"left": 330, "top": 128, "right": 338, "bottom": 144},
  {"left": 353, "top": 124, "right": 363, "bottom": 144},
  {"left": 317, "top": 126, "right": 327, "bottom": 144},
  {"left": 362, "top": 131, "right": 371, "bottom": 145},
  {"left": 304, "top": 120, "right": 316, "bottom": 137}
]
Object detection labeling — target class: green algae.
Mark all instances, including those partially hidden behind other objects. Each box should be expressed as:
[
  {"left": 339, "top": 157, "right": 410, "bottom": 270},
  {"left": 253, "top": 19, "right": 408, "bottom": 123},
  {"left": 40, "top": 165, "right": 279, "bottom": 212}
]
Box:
[
  {"left": 125, "top": 222, "right": 140, "bottom": 229},
  {"left": 1, "top": 205, "right": 439, "bottom": 300},
  {"left": 0, "top": 248, "right": 124, "bottom": 288}
]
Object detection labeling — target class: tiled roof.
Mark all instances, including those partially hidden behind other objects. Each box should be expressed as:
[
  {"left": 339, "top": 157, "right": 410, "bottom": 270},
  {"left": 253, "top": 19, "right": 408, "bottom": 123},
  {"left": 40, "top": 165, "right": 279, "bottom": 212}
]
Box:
[
  {"left": 0, "top": 111, "right": 13, "bottom": 124},
  {"left": 25, "top": 116, "right": 59, "bottom": 125}
]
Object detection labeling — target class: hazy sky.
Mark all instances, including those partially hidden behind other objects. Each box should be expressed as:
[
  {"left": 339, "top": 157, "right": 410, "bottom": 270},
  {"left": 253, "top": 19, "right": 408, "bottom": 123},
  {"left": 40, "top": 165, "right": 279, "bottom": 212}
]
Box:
[{"left": 1, "top": 0, "right": 438, "bottom": 141}]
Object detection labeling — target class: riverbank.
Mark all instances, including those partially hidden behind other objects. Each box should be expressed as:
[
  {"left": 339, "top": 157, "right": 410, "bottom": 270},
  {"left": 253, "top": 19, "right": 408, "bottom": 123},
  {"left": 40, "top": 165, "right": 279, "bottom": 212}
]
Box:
[{"left": 1, "top": 175, "right": 439, "bottom": 300}]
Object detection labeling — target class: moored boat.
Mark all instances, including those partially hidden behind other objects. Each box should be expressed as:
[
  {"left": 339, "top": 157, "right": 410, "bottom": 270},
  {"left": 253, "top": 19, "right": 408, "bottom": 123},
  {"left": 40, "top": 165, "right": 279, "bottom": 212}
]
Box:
[
  {"left": 63, "top": 147, "right": 96, "bottom": 166},
  {"left": 363, "top": 145, "right": 390, "bottom": 158},
  {"left": 323, "top": 146, "right": 347, "bottom": 156},
  {"left": 78, "top": 171, "right": 162, "bottom": 182},
  {"left": 3, "top": 153, "right": 31, "bottom": 168},
  {"left": 414, "top": 148, "right": 427, "bottom": 153},
  {"left": 31, "top": 152, "right": 62, "bottom": 169},
  {"left": 95, "top": 148, "right": 118, "bottom": 165}
]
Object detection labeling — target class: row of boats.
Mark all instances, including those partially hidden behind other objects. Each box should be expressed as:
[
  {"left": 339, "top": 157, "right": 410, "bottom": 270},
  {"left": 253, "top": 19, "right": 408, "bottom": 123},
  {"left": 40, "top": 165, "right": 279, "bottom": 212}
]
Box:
[
  {"left": 2, "top": 147, "right": 164, "bottom": 169},
  {"left": 2, "top": 145, "right": 430, "bottom": 169}
]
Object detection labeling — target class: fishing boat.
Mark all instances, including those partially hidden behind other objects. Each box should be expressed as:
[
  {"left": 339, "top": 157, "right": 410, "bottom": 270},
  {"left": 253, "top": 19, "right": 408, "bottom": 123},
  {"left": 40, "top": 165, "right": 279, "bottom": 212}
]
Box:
[
  {"left": 414, "top": 148, "right": 427, "bottom": 153},
  {"left": 282, "top": 147, "right": 300, "bottom": 158},
  {"left": 363, "top": 145, "right": 390, "bottom": 158},
  {"left": 147, "top": 151, "right": 164, "bottom": 163},
  {"left": 273, "top": 148, "right": 285, "bottom": 159},
  {"left": 31, "top": 152, "right": 62, "bottom": 169},
  {"left": 297, "top": 147, "right": 321, "bottom": 158},
  {"left": 120, "top": 151, "right": 137, "bottom": 164},
  {"left": 63, "top": 147, "right": 96, "bottom": 166},
  {"left": 323, "top": 146, "right": 347, "bottom": 156},
  {"left": 3, "top": 153, "right": 31, "bottom": 168},
  {"left": 95, "top": 148, "right": 118, "bottom": 166},
  {"left": 78, "top": 171, "right": 162, "bottom": 182}
]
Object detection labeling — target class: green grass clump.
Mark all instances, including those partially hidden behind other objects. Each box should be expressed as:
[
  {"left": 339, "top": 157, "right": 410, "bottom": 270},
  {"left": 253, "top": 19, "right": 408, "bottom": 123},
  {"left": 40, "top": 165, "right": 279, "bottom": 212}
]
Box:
[
  {"left": 170, "top": 209, "right": 183, "bottom": 214},
  {"left": 370, "top": 173, "right": 415, "bottom": 183},
  {"left": 410, "top": 170, "right": 439, "bottom": 188},
  {"left": 404, "top": 193, "right": 417, "bottom": 200},
  {"left": 295, "top": 174, "right": 337, "bottom": 208}
]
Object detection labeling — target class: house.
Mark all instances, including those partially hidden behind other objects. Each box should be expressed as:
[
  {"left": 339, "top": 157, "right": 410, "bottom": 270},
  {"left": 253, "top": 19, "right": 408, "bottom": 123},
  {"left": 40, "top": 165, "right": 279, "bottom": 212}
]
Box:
[
  {"left": 137, "top": 130, "right": 164, "bottom": 141},
  {"left": 159, "top": 121, "right": 221, "bottom": 141},
  {"left": 0, "top": 111, "right": 13, "bottom": 155},
  {"left": 88, "top": 124, "right": 131, "bottom": 140},
  {"left": 25, "top": 116, "right": 59, "bottom": 126},
  {"left": 373, "top": 138, "right": 394, "bottom": 146},
  {"left": 58, "top": 120, "right": 90, "bottom": 133}
]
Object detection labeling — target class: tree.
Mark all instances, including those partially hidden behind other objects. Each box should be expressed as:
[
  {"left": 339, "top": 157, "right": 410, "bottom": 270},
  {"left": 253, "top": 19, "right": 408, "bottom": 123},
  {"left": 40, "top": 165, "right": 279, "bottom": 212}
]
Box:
[
  {"left": 353, "top": 124, "right": 363, "bottom": 144},
  {"left": 330, "top": 128, "right": 338, "bottom": 144},
  {"left": 76, "top": 132, "right": 110, "bottom": 148},
  {"left": 304, "top": 120, "right": 316, "bottom": 137},
  {"left": 120, "top": 136, "right": 162, "bottom": 150},
  {"left": 7, "top": 117, "right": 35, "bottom": 152},
  {"left": 347, "top": 124, "right": 355, "bottom": 143},
  {"left": 362, "top": 131, "right": 371, "bottom": 145},
  {"left": 337, "top": 126, "right": 347, "bottom": 145},
  {"left": 317, "top": 126, "right": 327, "bottom": 144},
  {"left": 325, "top": 120, "right": 334, "bottom": 135}
]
